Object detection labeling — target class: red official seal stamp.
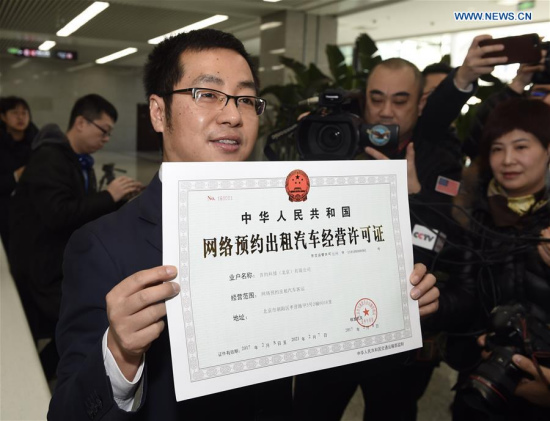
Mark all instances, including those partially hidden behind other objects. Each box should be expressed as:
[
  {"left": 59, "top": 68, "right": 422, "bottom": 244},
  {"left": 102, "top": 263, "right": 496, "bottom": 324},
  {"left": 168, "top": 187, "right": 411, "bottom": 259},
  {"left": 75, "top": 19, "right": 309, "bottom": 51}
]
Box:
[
  {"left": 285, "top": 169, "right": 310, "bottom": 202},
  {"left": 354, "top": 298, "right": 378, "bottom": 327}
]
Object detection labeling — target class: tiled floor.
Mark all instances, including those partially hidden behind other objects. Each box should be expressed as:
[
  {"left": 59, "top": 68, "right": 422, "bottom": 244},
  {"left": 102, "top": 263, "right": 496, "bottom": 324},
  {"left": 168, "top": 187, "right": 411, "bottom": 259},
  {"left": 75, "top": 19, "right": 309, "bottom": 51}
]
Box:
[{"left": 95, "top": 149, "right": 459, "bottom": 421}]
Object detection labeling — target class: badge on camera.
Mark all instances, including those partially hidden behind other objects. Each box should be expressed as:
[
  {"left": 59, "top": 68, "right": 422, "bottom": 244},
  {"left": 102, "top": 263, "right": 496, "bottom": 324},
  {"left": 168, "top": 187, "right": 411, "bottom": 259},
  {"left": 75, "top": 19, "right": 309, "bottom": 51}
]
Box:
[{"left": 366, "top": 125, "right": 392, "bottom": 147}]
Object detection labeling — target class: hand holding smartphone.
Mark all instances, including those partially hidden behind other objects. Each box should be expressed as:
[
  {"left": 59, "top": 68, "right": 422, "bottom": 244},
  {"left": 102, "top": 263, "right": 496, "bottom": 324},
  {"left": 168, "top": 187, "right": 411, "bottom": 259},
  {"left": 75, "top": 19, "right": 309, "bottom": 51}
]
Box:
[{"left": 479, "top": 33, "right": 542, "bottom": 65}]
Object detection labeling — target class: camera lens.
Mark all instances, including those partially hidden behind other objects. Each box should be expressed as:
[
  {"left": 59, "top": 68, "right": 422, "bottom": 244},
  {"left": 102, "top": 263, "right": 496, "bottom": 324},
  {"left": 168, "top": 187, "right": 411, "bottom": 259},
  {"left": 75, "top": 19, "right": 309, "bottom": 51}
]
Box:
[
  {"left": 457, "top": 347, "right": 523, "bottom": 414},
  {"left": 318, "top": 125, "right": 343, "bottom": 152},
  {"left": 296, "top": 118, "right": 357, "bottom": 160}
]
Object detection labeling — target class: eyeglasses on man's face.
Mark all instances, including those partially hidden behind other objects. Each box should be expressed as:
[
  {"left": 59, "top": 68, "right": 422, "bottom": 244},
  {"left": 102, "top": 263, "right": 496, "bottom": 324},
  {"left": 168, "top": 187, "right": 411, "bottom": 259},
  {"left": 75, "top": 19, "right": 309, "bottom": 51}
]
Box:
[
  {"left": 165, "top": 87, "right": 266, "bottom": 116},
  {"left": 85, "top": 117, "right": 112, "bottom": 137}
]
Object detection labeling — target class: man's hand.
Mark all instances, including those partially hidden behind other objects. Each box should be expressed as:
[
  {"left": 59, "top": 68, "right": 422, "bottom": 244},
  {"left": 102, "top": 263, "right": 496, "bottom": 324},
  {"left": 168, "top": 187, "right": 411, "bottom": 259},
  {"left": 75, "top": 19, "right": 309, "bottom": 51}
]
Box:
[
  {"left": 537, "top": 227, "right": 550, "bottom": 267},
  {"left": 365, "top": 143, "right": 421, "bottom": 194},
  {"left": 509, "top": 63, "right": 546, "bottom": 94},
  {"left": 106, "top": 265, "right": 180, "bottom": 381},
  {"left": 509, "top": 42, "right": 546, "bottom": 94},
  {"left": 454, "top": 35, "right": 508, "bottom": 90},
  {"left": 14, "top": 166, "right": 25, "bottom": 181},
  {"left": 513, "top": 354, "right": 550, "bottom": 408},
  {"left": 106, "top": 176, "right": 144, "bottom": 202},
  {"left": 477, "top": 333, "right": 493, "bottom": 360},
  {"left": 409, "top": 263, "right": 439, "bottom": 318}
]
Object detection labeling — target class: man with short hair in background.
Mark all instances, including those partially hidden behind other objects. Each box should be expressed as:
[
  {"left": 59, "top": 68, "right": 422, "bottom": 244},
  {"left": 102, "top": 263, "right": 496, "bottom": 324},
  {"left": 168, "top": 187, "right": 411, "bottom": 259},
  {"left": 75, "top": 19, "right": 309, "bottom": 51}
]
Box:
[
  {"left": 422, "top": 61, "right": 453, "bottom": 100},
  {"left": 9, "top": 94, "right": 143, "bottom": 380}
]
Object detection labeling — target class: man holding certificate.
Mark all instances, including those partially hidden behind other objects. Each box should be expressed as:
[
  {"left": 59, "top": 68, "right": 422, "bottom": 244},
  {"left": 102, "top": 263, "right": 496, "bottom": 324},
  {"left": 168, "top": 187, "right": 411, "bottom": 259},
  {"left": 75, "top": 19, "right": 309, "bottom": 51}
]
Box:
[{"left": 48, "top": 28, "right": 439, "bottom": 420}]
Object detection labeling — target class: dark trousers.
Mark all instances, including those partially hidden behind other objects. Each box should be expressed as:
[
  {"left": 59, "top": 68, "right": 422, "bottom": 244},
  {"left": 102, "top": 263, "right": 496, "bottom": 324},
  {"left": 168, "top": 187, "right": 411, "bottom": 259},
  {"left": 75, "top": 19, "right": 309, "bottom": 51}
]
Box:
[
  {"left": 293, "top": 353, "right": 435, "bottom": 421},
  {"left": 9, "top": 261, "right": 59, "bottom": 380}
]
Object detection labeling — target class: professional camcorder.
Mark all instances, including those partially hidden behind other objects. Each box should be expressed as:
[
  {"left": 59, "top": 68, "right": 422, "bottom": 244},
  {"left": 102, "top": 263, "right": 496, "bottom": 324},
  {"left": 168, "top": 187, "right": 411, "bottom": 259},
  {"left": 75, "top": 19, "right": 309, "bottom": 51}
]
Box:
[
  {"left": 264, "top": 89, "right": 399, "bottom": 161},
  {"left": 532, "top": 41, "right": 550, "bottom": 84},
  {"left": 455, "top": 303, "right": 550, "bottom": 414}
]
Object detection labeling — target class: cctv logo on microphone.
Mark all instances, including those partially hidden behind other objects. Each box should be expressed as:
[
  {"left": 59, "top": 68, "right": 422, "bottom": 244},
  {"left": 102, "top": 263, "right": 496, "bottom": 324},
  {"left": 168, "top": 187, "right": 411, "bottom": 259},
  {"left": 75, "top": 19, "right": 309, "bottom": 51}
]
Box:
[{"left": 412, "top": 224, "right": 446, "bottom": 252}]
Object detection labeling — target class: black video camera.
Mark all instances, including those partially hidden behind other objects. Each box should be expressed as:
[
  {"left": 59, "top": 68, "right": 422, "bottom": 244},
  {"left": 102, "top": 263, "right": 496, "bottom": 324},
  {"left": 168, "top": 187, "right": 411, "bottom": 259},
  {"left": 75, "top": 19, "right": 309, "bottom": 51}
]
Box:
[
  {"left": 532, "top": 41, "right": 550, "bottom": 84},
  {"left": 264, "top": 89, "right": 399, "bottom": 161},
  {"left": 296, "top": 89, "right": 399, "bottom": 160},
  {"left": 455, "top": 303, "right": 550, "bottom": 414}
]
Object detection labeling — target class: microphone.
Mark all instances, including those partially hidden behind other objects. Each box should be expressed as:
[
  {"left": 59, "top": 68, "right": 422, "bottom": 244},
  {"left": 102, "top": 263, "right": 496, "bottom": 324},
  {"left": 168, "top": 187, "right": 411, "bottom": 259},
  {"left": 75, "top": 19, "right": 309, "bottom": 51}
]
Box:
[
  {"left": 297, "top": 90, "right": 364, "bottom": 107},
  {"left": 412, "top": 224, "right": 446, "bottom": 252},
  {"left": 297, "top": 96, "right": 319, "bottom": 106}
]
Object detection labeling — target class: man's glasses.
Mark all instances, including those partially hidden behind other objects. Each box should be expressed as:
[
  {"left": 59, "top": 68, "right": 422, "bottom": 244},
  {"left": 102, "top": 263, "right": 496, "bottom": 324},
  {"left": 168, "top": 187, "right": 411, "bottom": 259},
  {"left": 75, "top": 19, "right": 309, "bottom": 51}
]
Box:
[
  {"left": 85, "top": 118, "right": 112, "bottom": 137},
  {"left": 165, "top": 87, "right": 266, "bottom": 116}
]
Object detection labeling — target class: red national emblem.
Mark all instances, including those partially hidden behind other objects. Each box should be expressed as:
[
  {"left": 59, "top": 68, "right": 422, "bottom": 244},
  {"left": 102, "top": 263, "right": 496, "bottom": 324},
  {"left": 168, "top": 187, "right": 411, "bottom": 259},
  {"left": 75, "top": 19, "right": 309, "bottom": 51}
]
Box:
[{"left": 285, "top": 170, "right": 310, "bottom": 202}]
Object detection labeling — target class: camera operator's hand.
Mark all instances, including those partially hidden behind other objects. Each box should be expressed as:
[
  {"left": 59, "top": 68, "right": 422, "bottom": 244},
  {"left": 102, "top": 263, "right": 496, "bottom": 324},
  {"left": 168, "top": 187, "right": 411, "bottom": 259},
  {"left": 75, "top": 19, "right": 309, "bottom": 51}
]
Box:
[
  {"left": 513, "top": 355, "right": 550, "bottom": 407},
  {"left": 537, "top": 227, "right": 550, "bottom": 268},
  {"left": 510, "top": 41, "right": 547, "bottom": 94},
  {"left": 410, "top": 263, "right": 439, "bottom": 318},
  {"left": 476, "top": 334, "right": 493, "bottom": 360},
  {"left": 107, "top": 176, "right": 144, "bottom": 203},
  {"left": 454, "top": 35, "right": 508, "bottom": 90},
  {"left": 509, "top": 63, "right": 546, "bottom": 94},
  {"left": 297, "top": 111, "right": 311, "bottom": 121},
  {"left": 14, "top": 165, "right": 25, "bottom": 182},
  {"left": 365, "top": 143, "right": 421, "bottom": 194}
]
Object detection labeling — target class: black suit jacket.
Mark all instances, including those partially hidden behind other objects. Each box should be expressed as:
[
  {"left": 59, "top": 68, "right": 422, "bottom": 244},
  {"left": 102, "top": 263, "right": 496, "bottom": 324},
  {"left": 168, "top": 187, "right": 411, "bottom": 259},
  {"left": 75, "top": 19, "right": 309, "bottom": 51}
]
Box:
[
  {"left": 48, "top": 173, "right": 292, "bottom": 420},
  {"left": 0, "top": 121, "right": 37, "bottom": 251},
  {"left": 9, "top": 139, "right": 116, "bottom": 338},
  {"left": 404, "top": 69, "right": 468, "bottom": 269}
]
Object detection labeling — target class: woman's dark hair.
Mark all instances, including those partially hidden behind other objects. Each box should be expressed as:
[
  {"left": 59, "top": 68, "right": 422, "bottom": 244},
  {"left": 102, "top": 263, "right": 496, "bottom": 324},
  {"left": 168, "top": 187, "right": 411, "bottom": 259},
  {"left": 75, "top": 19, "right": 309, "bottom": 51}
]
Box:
[
  {"left": 478, "top": 98, "right": 550, "bottom": 177},
  {"left": 143, "top": 28, "right": 259, "bottom": 127},
  {"left": 0, "top": 96, "right": 31, "bottom": 115}
]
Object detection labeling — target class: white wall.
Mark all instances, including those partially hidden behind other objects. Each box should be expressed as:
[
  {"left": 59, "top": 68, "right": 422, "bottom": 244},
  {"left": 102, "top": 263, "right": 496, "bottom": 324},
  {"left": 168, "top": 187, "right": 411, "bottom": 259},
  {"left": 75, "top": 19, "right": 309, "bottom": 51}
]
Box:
[
  {"left": 338, "top": 21, "right": 550, "bottom": 84},
  {"left": 0, "top": 57, "right": 145, "bottom": 153},
  {"left": 338, "top": 0, "right": 550, "bottom": 45}
]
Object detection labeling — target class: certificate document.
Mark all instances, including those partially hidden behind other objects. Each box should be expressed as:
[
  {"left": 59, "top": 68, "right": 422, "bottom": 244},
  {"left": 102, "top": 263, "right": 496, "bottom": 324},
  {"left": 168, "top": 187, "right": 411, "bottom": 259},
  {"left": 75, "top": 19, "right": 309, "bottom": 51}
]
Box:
[{"left": 163, "top": 160, "right": 422, "bottom": 401}]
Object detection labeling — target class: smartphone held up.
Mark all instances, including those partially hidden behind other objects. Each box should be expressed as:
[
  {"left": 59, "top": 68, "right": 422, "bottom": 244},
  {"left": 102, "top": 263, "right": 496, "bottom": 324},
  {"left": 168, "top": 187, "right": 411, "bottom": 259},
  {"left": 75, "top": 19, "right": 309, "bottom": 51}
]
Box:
[{"left": 479, "top": 33, "right": 544, "bottom": 64}]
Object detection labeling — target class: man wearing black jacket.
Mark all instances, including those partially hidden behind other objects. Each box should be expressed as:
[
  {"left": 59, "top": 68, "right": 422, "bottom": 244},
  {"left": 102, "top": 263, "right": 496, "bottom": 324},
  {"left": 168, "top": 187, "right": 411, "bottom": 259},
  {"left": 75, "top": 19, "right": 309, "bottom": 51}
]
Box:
[{"left": 8, "top": 94, "right": 142, "bottom": 378}]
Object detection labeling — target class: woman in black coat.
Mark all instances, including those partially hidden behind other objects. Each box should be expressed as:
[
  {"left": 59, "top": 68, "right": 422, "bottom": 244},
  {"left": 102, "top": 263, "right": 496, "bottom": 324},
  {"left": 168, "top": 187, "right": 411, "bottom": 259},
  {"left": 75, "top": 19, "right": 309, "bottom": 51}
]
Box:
[
  {"left": 438, "top": 98, "right": 550, "bottom": 421},
  {"left": 0, "top": 96, "right": 38, "bottom": 251}
]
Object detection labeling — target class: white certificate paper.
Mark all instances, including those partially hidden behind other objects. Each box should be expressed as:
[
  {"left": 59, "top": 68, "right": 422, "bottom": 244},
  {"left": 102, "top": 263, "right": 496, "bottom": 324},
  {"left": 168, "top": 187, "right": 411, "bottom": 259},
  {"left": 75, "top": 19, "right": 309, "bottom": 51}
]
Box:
[{"left": 163, "top": 160, "right": 422, "bottom": 401}]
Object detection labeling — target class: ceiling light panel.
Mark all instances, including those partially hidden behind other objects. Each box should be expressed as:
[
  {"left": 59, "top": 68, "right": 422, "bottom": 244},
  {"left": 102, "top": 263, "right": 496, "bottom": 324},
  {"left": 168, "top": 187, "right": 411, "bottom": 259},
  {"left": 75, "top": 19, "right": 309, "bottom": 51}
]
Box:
[
  {"left": 260, "top": 21, "right": 283, "bottom": 31},
  {"left": 148, "top": 15, "right": 228, "bottom": 44},
  {"left": 0, "top": 0, "right": 84, "bottom": 33},
  {"left": 95, "top": 47, "right": 137, "bottom": 64},
  {"left": 66, "top": 3, "right": 211, "bottom": 42},
  {"left": 38, "top": 40, "right": 56, "bottom": 51},
  {"left": 57, "top": 2, "right": 110, "bottom": 37}
]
